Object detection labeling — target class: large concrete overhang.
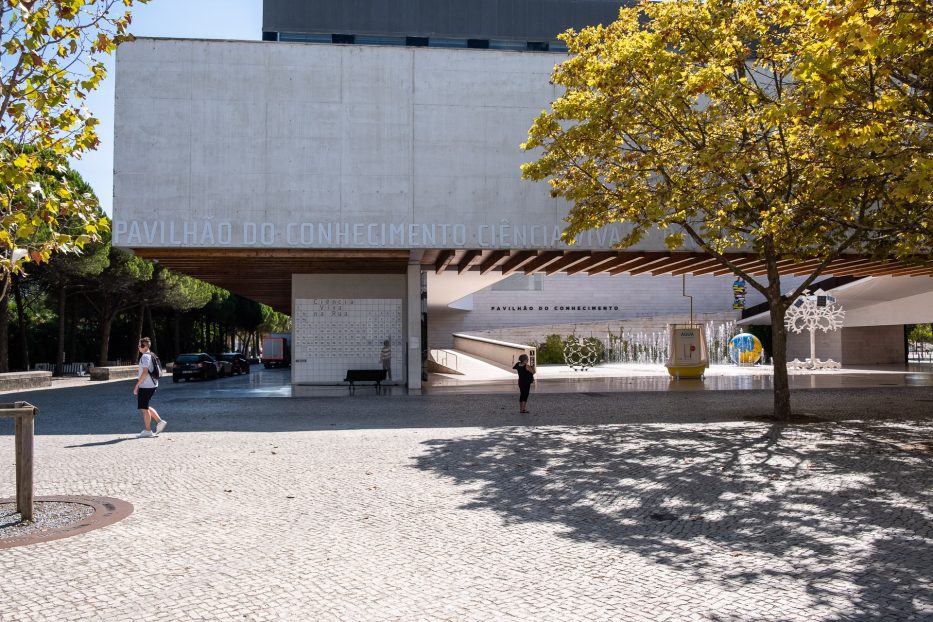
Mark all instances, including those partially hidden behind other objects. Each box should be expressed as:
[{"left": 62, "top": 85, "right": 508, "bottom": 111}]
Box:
[{"left": 133, "top": 246, "right": 933, "bottom": 314}]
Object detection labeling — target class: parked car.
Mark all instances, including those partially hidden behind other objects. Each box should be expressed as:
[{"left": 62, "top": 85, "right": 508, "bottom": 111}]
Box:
[
  {"left": 172, "top": 353, "right": 220, "bottom": 382},
  {"left": 214, "top": 358, "right": 233, "bottom": 377},
  {"left": 215, "top": 352, "right": 250, "bottom": 375}
]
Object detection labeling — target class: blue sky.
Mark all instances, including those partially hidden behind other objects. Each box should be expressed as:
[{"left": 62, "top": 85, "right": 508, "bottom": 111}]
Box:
[{"left": 73, "top": 0, "right": 263, "bottom": 215}]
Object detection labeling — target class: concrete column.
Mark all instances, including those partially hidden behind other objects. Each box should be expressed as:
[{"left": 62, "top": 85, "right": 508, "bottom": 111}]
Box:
[{"left": 407, "top": 263, "right": 423, "bottom": 393}]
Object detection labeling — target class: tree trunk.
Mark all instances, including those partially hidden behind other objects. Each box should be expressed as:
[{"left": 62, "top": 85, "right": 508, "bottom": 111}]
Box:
[
  {"left": 765, "top": 253, "right": 791, "bottom": 420},
  {"left": 133, "top": 303, "right": 146, "bottom": 360},
  {"left": 12, "top": 275, "right": 29, "bottom": 371},
  {"left": 55, "top": 284, "right": 67, "bottom": 376},
  {"left": 68, "top": 300, "right": 78, "bottom": 365},
  {"left": 99, "top": 311, "right": 115, "bottom": 367},
  {"left": 0, "top": 284, "right": 9, "bottom": 373},
  {"left": 173, "top": 312, "right": 181, "bottom": 360},
  {"left": 146, "top": 305, "right": 158, "bottom": 355}
]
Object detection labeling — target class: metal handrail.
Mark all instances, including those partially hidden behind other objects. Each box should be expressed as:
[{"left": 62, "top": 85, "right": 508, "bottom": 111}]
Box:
[{"left": 429, "top": 349, "right": 458, "bottom": 371}]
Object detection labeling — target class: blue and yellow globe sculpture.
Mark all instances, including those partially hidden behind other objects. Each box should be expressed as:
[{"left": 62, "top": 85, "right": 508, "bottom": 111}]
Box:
[{"left": 729, "top": 333, "right": 763, "bottom": 365}]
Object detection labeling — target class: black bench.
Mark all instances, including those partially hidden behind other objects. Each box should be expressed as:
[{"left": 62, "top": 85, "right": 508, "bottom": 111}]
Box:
[{"left": 344, "top": 369, "right": 387, "bottom": 391}]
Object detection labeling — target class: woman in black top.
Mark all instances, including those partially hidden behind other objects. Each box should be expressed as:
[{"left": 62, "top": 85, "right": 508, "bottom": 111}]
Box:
[{"left": 512, "top": 354, "right": 536, "bottom": 413}]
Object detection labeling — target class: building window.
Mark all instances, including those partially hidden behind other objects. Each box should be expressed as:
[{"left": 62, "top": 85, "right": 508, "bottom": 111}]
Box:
[
  {"left": 490, "top": 40, "right": 527, "bottom": 51},
  {"left": 550, "top": 41, "right": 569, "bottom": 53},
  {"left": 356, "top": 35, "right": 405, "bottom": 46},
  {"left": 278, "top": 32, "right": 331, "bottom": 43},
  {"left": 332, "top": 34, "right": 355, "bottom": 44},
  {"left": 262, "top": 31, "right": 279, "bottom": 42},
  {"left": 430, "top": 37, "right": 468, "bottom": 48},
  {"left": 467, "top": 39, "right": 489, "bottom": 49},
  {"left": 406, "top": 37, "right": 429, "bottom": 47},
  {"left": 526, "top": 41, "right": 550, "bottom": 52}
]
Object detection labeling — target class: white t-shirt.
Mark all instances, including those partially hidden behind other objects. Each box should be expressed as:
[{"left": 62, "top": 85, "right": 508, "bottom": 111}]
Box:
[{"left": 138, "top": 352, "right": 158, "bottom": 389}]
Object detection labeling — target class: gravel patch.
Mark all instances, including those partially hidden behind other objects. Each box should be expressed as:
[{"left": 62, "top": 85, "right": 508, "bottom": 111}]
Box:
[{"left": 0, "top": 501, "right": 94, "bottom": 539}]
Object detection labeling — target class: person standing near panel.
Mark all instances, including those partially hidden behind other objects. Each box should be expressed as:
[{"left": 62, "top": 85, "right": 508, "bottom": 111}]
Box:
[
  {"left": 512, "top": 354, "right": 536, "bottom": 414},
  {"left": 381, "top": 339, "right": 392, "bottom": 380}
]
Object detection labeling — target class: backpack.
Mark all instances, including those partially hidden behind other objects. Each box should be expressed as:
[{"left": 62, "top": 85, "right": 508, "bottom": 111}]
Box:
[{"left": 148, "top": 353, "right": 162, "bottom": 379}]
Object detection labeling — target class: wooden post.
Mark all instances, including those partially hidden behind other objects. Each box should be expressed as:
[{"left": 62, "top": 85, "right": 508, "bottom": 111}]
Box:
[{"left": 2, "top": 402, "right": 37, "bottom": 522}]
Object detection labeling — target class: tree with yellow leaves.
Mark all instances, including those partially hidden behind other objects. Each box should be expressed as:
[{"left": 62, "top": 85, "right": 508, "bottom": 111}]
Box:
[
  {"left": 522, "top": 0, "right": 932, "bottom": 419},
  {"left": 0, "top": 0, "right": 150, "bottom": 302}
]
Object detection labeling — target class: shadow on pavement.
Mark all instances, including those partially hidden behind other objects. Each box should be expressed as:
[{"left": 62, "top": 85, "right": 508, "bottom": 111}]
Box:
[
  {"left": 64, "top": 437, "right": 137, "bottom": 448},
  {"left": 414, "top": 422, "right": 933, "bottom": 621}
]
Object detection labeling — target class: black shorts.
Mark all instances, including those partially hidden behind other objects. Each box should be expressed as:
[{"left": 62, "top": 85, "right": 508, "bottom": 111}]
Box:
[
  {"left": 519, "top": 382, "right": 532, "bottom": 402},
  {"left": 137, "top": 387, "right": 157, "bottom": 410}
]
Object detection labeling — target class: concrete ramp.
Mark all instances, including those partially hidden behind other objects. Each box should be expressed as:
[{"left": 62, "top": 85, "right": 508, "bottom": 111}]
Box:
[{"left": 428, "top": 349, "right": 516, "bottom": 381}]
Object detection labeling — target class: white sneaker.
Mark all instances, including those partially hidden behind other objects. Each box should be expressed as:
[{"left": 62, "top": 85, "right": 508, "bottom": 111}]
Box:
[
  {"left": 156, "top": 420, "right": 167, "bottom": 434},
  {"left": 138, "top": 430, "right": 154, "bottom": 438}
]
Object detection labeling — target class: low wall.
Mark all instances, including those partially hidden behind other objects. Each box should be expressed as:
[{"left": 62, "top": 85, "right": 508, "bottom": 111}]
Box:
[
  {"left": 842, "top": 325, "right": 906, "bottom": 365},
  {"left": 0, "top": 372, "right": 52, "bottom": 392},
  {"left": 452, "top": 334, "right": 536, "bottom": 370},
  {"left": 90, "top": 366, "right": 139, "bottom": 381}
]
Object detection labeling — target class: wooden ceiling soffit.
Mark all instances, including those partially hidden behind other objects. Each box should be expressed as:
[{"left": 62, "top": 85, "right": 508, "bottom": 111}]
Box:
[
  {"left": 479, "top": 250, "right": 510, "bottom": 275},
  {"left": 710, "top": 255, "right": 764, "bottom": 277},
  {"left": 501, "top": 251, "right": 539, "bottom": 276},
  {"left": 670, "top": 257, "right": 722, "bottom": 276},
  {"left": 565, "top": 252, "right": 619, "bottom": 276},
  {"left": 649, "top": 254, "right": 707, "bottom": 276},
  {"left": 745, "top": 259, "right": 794, "bottom": 277},
  {"left": 434, "top": 249, "right": 456, "bottom": 274},
  {"left": 838, "top": 261, "right": 900, "bottom": 277},
  {"left": 823, "top": 258, "right": 876, "bottom": 274},
  {"left": 544, "top": 252, "right": 591, "bottom": 275},
  {"left": 626, "top": 254, "right": 679, "bottom": 276},
  {"left": 523, "top": 251, "right": 565, "bottom": 275},
  {"left": 457, "top": 250, "right": 482, "bottom": 274},
  {"left": 593, "top": 254, "right": 644, "bottom": 276},
  {"left": 605, "top": 254, "right": 665, "bottom": 276},
  {"left": 586, "top": 252, "right": 641, "bottom": 276},
  {"left": 847, "top": 261, "right": 932, "bottom": 277},
  {"left": 785, "top": 258, "right": 836, "bottom": 276},
  {"left": 880, "top": 265, "right": 933, "bottom": 277}
]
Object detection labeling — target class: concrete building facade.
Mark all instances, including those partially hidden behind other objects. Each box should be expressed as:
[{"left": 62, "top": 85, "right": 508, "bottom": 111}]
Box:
[{"left": 112, "top": 1, "right": 932, "bottom": 387}]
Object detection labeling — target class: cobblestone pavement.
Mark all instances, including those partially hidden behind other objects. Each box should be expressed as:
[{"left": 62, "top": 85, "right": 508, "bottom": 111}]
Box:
[{"left": 1, "top": 375, "right": 932, "bottom": 621}]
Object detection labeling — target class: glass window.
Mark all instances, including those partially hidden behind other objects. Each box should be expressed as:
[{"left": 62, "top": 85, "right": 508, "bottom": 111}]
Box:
[
  {"left": 490, "top": 40, "right": 528, "bottom": 51},
  {"left": 430, "top": 37, "right": 468, "bottom": 48},
  {"left": 356, "top": 35, "right": 405, "bottom": 46},
  {"left": 278, "top": 32, "right": 331, "bottom": 43},
  {"left": 550, "top": 41, "right": 569, "bottom": 53}
]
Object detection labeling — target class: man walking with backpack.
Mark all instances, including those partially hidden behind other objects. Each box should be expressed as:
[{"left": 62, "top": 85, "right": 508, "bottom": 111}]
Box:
[{"left": 134, "top": 337, "right": 167, "bottom": 438}]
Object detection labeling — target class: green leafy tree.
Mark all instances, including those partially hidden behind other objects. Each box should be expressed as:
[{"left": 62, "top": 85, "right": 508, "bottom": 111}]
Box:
[
  {"left": 83, "top": 245, "right": 152, "bottom": 365},
  {"left": 1, "top": 0, "right": 149, "bottom": 298},
  {"left": 32, "top": 167, "right": 107, "bottom": 374},
  {"left": 141, "top": 269, "right": 214, "bottom": 354},
  {"left": 795, "top": 0, "right": 933, "bottom": 247},
  {"left": 40, "top": 239, "right": 107, "bottom": 373},
  {"left": 522, "top": 0, "right": 932, "bottom": 418}
]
